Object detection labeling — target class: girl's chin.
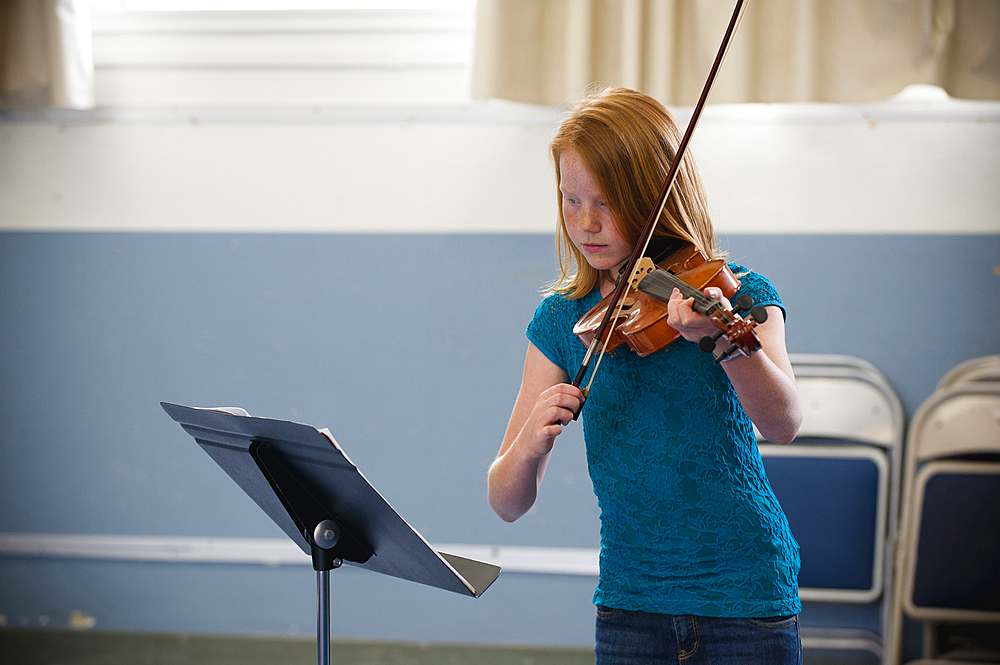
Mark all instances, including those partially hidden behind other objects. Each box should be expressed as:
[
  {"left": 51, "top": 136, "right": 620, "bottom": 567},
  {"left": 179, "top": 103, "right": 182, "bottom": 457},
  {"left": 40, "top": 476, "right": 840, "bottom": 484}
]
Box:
[
  {"left": 584, "top": 259, "right": 612, "bottom": 271},
  {"left": 583, "top": 256, "right": 626, "bottom": 272},
  {"left": 575, "top": 245, "right": 627, "bottom": 272}
]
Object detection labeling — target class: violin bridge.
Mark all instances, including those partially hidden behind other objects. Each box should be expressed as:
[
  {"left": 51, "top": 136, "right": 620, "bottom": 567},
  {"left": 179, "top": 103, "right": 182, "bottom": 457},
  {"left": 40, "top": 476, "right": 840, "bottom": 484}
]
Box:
[{"left": 629, "top": 257, "right": 657, "bottom": 287}]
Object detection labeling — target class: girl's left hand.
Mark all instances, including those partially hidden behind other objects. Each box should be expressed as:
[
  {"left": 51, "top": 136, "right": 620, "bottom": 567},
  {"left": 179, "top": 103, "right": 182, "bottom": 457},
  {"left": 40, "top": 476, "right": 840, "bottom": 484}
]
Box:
[{"left": 667, "top": 286, "right": 728, "bottom": 343}]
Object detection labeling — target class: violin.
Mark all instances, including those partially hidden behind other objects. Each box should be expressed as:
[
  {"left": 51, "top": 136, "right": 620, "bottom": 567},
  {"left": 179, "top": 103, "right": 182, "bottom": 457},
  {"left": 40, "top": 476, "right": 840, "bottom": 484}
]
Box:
[{"left": 572, "top": 243, "right": 766, "bottom": 360}]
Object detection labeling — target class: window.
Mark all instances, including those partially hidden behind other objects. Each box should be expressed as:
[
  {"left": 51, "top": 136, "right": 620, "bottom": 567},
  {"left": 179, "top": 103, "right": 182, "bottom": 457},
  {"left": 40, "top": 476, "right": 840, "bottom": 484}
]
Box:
[{"left": 92, "top": 0, "right": 477, "bottom": 107}]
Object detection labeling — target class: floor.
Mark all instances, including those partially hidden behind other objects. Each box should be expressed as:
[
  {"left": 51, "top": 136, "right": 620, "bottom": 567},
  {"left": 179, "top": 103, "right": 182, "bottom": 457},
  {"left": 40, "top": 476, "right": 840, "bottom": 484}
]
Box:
[{"left": 0, "top": 629, "right": 884, "bottom": 665}]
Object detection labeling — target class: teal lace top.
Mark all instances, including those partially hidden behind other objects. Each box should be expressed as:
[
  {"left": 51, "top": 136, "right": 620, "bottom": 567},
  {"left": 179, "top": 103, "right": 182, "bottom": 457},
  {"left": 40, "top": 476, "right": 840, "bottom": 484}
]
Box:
[{"left": 526, "top": 265, "right": 801, "bottom": 618}]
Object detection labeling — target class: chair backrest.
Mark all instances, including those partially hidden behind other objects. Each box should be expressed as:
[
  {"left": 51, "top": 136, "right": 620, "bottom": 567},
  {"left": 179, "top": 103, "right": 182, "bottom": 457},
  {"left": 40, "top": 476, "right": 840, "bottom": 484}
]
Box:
[
  {"left": 784, "top": 353, "right": 903, "bottom": 450},
  {"left": 788, "top": 353, "right": 886, "bottom": 379},
  {"left": 793, "top": 370, "right": 901, "bottom": 449},
  {"left": 906, "top": 384, "right": 1000, "bottom": 464},
  {"left": 755, "top": 358, "right": 902, "bottom": 449},
  {"left": 936, "top": 354, "right": 1000, "bottom": 390}
]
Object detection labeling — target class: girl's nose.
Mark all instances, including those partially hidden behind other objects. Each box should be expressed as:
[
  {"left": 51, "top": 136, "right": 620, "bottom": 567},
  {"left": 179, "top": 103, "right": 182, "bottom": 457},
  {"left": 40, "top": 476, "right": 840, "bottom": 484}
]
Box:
[{"left": 579, "top": 206, "right": 600, "bottom": 232}]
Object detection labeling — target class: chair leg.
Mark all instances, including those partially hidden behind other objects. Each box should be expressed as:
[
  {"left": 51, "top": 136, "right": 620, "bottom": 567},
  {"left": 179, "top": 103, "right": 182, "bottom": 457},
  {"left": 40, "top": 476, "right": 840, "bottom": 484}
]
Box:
[{"left": 922, "top": 620, "right": 936, "bottom": 657}]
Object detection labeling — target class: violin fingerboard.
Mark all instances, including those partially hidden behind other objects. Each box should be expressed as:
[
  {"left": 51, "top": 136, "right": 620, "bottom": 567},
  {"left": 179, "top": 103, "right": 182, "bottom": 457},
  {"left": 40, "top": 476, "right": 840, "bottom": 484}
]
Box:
[{"left": 637, "top": 270, "right": 716, "bottom": 312}]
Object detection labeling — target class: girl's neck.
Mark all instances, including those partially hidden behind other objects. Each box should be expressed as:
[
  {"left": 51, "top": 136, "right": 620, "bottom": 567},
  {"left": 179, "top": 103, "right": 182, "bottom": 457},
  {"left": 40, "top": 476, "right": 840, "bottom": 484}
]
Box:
[{"left": 599, "top": 273, "right": 618, "bottom": 297}]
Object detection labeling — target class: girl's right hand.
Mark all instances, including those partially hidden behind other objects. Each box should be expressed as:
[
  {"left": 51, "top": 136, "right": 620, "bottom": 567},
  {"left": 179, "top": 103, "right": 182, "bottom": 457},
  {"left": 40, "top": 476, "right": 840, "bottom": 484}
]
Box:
[
  {"left": 489, "top": 343, "right": 578, "bottom": 522},
  {"left": 519, "top": 383, "right": 584, "bottom": 459}
]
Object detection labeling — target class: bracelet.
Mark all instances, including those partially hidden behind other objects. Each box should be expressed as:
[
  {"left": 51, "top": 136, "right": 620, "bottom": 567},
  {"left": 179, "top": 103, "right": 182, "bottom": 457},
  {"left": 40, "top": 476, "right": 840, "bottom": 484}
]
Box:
[{"left": 716, "top": 348, "right": 743, "bottom": 363}]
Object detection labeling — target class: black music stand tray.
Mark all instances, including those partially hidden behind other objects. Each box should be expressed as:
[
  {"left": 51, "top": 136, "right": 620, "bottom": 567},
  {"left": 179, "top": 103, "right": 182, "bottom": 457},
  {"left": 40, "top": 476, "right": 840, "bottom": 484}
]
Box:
[{"left": 161, "top": 402, "right": 500, "bottom": 665}]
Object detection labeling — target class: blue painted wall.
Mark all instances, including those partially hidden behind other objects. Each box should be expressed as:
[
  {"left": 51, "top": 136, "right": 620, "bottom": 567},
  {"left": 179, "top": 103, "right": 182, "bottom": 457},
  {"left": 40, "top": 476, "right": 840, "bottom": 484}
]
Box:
[{"left": 1, "top": 231, "right": 998, "bottom": 644}]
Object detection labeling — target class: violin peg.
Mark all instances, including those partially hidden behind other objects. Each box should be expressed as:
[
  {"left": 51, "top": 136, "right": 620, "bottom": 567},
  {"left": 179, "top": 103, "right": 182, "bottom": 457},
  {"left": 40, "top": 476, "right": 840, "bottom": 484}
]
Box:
[
  {"left": 750, "top": 305, "right": 768, "bottom": 323},
  {"left": 699, "top": 330, "right": 724, "bottom": 353},
  {"left": 733, "top": 294, "right": 754, "bottom": 313}
]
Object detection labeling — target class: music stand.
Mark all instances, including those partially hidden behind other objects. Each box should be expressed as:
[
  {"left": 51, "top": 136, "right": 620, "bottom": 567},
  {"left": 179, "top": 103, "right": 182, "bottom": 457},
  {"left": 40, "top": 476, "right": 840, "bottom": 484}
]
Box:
[{"left": 161, "top": 402, "right": 501, "bottom": 665}]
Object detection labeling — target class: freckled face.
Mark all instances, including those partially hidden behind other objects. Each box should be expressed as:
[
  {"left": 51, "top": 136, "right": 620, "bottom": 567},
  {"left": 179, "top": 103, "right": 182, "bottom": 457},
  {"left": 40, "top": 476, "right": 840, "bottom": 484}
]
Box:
[{"left": 559, "top": 149, "right": 632, "bottom": 285}]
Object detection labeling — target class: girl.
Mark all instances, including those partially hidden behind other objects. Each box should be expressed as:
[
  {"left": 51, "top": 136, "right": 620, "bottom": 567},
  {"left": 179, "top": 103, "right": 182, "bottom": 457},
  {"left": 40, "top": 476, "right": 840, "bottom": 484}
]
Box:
[{"left": 488, "top": 87, "right": 804, "bottom": 664}]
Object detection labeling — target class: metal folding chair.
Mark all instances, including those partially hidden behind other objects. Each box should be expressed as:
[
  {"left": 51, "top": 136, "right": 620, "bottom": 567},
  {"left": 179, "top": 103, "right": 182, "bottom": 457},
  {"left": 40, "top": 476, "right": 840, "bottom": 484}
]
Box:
[
  {"left": 758, "top": 354, "right": 904, "bottom": 660},
  {"left": 887, "top": 383, "right": 1000, "bottom": 664}
]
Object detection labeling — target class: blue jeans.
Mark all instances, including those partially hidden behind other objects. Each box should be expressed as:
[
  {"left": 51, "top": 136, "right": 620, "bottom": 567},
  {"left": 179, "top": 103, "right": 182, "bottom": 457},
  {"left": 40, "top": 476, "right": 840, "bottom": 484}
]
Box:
[{"left": 595, "top": 607, "right": 801, "bottom": 665}]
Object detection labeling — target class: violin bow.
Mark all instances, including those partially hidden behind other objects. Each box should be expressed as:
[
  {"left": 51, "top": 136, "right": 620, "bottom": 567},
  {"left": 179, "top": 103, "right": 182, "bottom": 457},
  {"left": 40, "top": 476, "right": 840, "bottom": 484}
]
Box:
[{"left": 571, "top": 0, "right": 749, "bottom": 411}]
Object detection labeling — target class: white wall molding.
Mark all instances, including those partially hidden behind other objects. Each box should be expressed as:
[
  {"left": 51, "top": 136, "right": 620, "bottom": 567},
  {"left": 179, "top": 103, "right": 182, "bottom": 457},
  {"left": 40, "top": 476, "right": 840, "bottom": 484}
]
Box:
[
  {"left": 0, "top": 101, "right": 562, "bottom": 125},
  {"left": 3, "top": 98, "right": 999, "bottom": 125},
  {"left": 0, "top": 532, "right": 600, "bottom": 576}
]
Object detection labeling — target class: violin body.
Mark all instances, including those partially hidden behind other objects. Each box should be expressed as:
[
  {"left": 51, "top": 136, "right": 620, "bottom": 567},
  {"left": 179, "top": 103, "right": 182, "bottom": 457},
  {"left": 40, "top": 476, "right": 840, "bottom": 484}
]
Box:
[{"left": 572, "top": 244, "right": 741, "bottom": 357}]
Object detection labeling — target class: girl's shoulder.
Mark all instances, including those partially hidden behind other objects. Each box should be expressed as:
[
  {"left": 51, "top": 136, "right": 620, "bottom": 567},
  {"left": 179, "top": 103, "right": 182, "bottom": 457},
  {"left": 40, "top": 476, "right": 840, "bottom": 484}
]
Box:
[
  {"left": 526, "top": 290, "right": 597, "bottom": 373},
  {"left": 532, "top": 288, "right": 600, "bottom": 322},
  {"left": 727, "top": 263, "right": 784, "bottom": 315},
  {"left": 527, "top": 289, "right": 597, "bottom": 347}
]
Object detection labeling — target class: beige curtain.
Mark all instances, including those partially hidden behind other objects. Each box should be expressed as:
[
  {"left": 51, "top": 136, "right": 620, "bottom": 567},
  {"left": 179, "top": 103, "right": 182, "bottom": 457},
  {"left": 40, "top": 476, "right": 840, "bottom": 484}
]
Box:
[
  {"left": 471, "top": 0, "right": 1000, "bottom": 106},
  {"left": 0, "top": 0, "right": 95, "bottom": 109}
]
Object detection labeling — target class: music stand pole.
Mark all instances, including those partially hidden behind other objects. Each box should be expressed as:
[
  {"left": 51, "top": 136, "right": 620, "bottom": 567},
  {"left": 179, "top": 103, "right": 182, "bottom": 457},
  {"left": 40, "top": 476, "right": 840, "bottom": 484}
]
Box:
[{"left": 318, "top": 569, "right": 330, "bottom": 665}]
